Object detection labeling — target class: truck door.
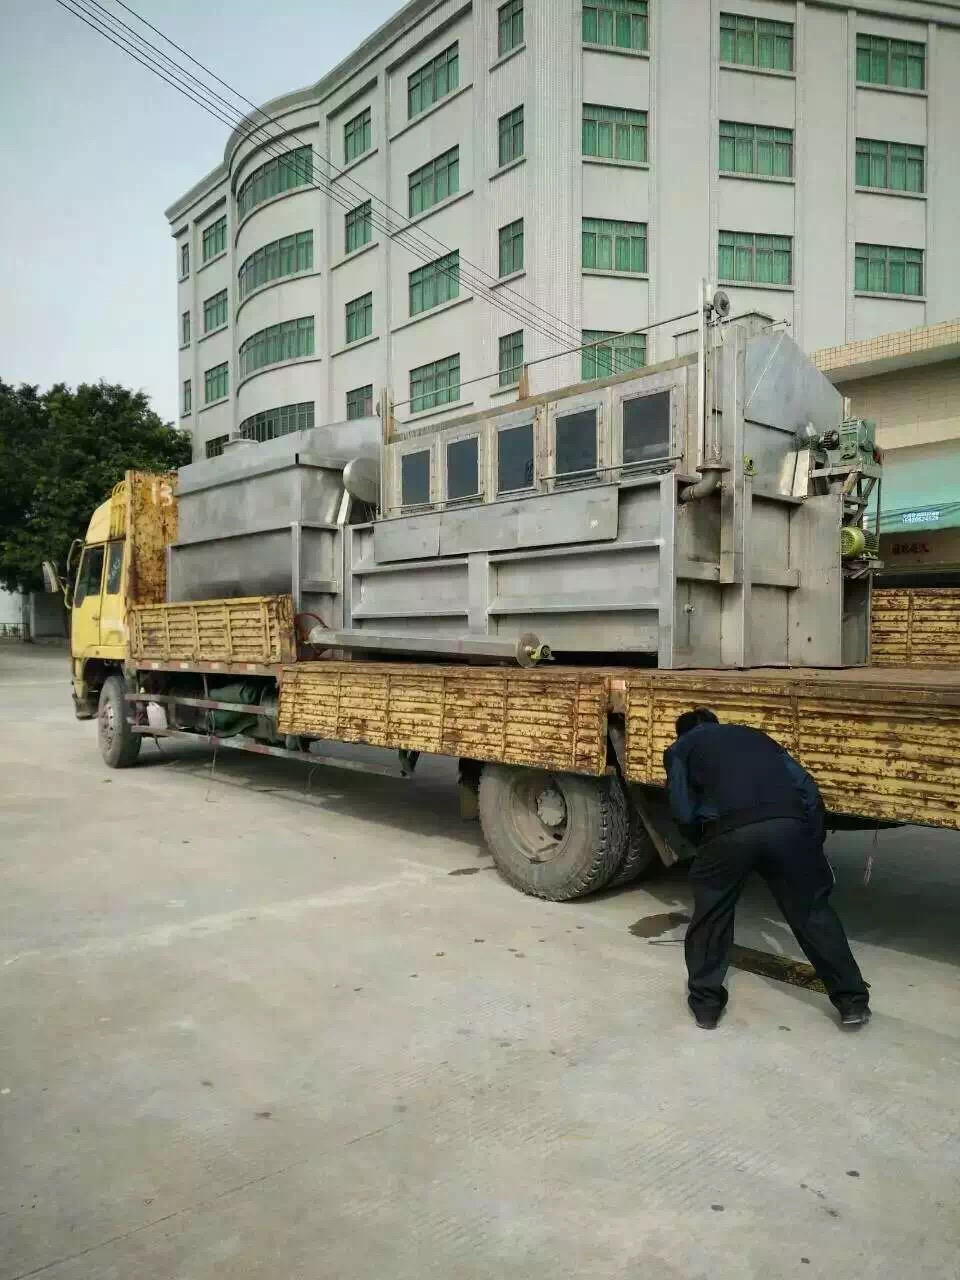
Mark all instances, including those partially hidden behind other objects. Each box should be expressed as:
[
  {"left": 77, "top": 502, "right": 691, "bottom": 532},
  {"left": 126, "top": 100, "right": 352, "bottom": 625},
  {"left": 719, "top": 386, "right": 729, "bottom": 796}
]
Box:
[{"left": 71, "top": 543, "right": 105, "bottom": 658}]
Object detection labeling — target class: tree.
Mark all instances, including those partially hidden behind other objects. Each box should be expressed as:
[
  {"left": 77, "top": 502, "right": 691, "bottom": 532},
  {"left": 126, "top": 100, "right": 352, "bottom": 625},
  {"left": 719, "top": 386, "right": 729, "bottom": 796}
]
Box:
[{"left": 0, "top": 380, "right": 191, "bottom": 592}]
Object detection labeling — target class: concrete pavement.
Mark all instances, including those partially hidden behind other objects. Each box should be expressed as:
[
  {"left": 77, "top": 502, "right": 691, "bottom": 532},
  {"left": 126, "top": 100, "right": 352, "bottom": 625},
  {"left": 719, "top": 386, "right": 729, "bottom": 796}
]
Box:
[{"left": 1, "top": 643, "right": 958, "bottom": 1279}]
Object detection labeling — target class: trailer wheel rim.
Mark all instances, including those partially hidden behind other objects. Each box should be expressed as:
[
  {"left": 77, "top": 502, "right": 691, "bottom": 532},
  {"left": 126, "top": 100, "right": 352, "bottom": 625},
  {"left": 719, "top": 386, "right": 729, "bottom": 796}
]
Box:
[
  {"left": 99, "top": 698, "right": 116, "bottom": 751},
  {"left": 507, "top": 774, "right": 570, "bottom": 864}
]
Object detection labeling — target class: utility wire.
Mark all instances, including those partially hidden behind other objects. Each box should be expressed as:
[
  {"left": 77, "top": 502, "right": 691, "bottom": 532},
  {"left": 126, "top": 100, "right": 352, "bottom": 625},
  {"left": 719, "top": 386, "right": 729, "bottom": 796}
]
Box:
[
  {"left": 59, "top": 0, "right": 575, "bottom": 348},
  {"left": 105, "top": 0, "right": 587, "bottom": 346}
]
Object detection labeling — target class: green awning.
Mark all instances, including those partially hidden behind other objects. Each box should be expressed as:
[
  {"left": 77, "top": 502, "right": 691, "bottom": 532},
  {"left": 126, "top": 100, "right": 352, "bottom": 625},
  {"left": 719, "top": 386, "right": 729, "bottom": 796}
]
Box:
[{"left": 877, "top": 441, "right": 960, "bottom": 534}]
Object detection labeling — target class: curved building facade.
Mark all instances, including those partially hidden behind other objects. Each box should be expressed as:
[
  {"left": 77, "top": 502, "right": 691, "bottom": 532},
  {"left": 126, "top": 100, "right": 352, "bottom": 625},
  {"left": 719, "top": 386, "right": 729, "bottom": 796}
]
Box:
[{"left": 166, "top": 0, "right": 960, "bottom": 460}]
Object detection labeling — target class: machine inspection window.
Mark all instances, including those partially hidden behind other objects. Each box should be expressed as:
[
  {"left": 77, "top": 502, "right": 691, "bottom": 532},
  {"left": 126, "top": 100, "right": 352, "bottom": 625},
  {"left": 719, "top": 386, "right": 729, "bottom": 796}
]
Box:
[
  {"left": 555, "top": 409, "right": 598, "bottom": 482},
  {"left": 497, "top": 422, "right": 535, "bottom": 494},
  {"left": 401, "top": 450, "right": 431, "bottom": 507},
  {"left": 74, "top": 545, "right": 105, "bottom": 606},
  {"left": 622, "top": 390, "right": 671, "bottom": 466},
  {"left": 446, "top": 437, "right": 480, "bottom": 501}
]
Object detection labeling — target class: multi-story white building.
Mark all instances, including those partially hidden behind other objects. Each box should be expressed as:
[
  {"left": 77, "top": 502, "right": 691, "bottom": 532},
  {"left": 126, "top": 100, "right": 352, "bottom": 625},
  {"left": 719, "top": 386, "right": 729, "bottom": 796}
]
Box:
[{"left": 166, "top": 0, "right": 960, "bottom": 460}]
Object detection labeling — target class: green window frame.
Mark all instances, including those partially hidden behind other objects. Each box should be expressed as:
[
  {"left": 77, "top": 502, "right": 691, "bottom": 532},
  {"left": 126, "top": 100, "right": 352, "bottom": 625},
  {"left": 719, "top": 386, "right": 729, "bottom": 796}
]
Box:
[
  {"left": 498, "top": 106, "right": 525, "bottom": 167},
  {"left": 239, "top": 401, "right": 315, "bottom": 443},
  {"left": 856, "top": 34, "right": 925, "bottom": 89},
  {"left": 582, "top": 1, "right": 648, "bottom": 52},
  {"left": 180, "top": 310, "right": 190, "bottom": 347},
  {"left": 237, "top": 145, "right": 314, "bottom": 220},
  {"left": 410, "top": 354, "right": 461, "bottom": 413},
  {"left": 719, "top": 121, "right": 793, "bottom": 177},
  {"left": 203, "top": 288, "right": 228, "bottom": 334},
  {"left": 409, "top": 252, "right": 460, "bottom": 317},
  {"left": 582, "top": 218, "right": 647, "bottom": 274},
  {"left": 855, "top": 138, "right": 925, "bottom": 192},
  {"left": 182, "top": 378, "right": 192, "bottom": 416},
  {"left": 344, "top": 107, "right": 372, "bottom": 164},
  {"left": 238, "top": 231, "right": 313, "bottom": 301},
  {"left": 408, "top": 147, "right": 460, "bottom": 217},
  {"left": 498, "top": 0, "right": 524, "bottom": 56},
  {"left": 345, "top": 292, "right": 373, "bottom": 343},
  {"left": 238, "top": 316, "right": 315, "bottom": 379},
  {"left": 407, "top": 42, "right": 459, "bottom": 118},
  {"left": 719, "top": 13, "right": 794, "bottom": 71},
  {"left": 346, "top": 385, "right": 374, "bottom": 420},
  {"left": 718, "top": 231, "right": 793, "bottom": 285},
  {"left": 201, "top": 215, "right": 227, "bottom": 262},
  {"left": 498, "top": 219, "right": 524, "bottom": 277},
  {"left": 345, "top": 201, "right": 373, "bottom": 254},
  {"left": 499, "top": 331, "right": 524, "bottom": 387},
  {"left": 582, "top": 104, "right": 648, "bottom": 163},
  {"left": 205, "top": 435, "right": 229, "bottom": 459},
  {"left": 582, "top": 330, "right": 646, "bottom": 381},
  {"left": 204, "top": 362, "right": 229, "bottom": 404},
  {"left": 179, "top": 242, "right": 189, "bottom": 279},
  {"left": 855, "top": 243, "right": 923, "bottom": 296}
]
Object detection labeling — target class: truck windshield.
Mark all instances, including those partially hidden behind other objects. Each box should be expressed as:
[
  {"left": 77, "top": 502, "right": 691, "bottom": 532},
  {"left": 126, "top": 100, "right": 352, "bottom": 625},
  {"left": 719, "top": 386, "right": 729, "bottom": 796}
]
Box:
[{"left": 74, "top": 545, "right": 105, "bottom": 605}]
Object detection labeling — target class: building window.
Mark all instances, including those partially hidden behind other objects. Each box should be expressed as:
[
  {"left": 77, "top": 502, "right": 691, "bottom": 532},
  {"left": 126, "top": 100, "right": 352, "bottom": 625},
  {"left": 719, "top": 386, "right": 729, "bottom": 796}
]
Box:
[
  {"left": 582, "top": 330, "right": 646, "bottom": 381},
  {"left": 345, "top": 292, "right": 373, "bottom": 343},
  {"left": 344, "top": 106, "right": 372, "bottom": 163},
  {"left": 179, "top": 242, "right": 190, "bottom": 279},
  {"left": 622, "top": 390, "right": 671, "bottom": 466},
  {"left": 204, "top": 362, "right": 229, "bottom": 404},
  {"left": 498, "top": 422, "right": 534, "bottom": 493},
  {"left": 345, "top": 201, "right": 373, "bottom": 254},
  {"left": 239, "top": 401, "right": 315, "bottom": 442},
  {"left": 718, "top": 231, "right": 793, "bottom": 285},
  {"left": 401, "top": 450, "right": 431, "bottom": 506},
  {"left": 856, "top": 34, "right": 925, "bottom": 89},
  {"left": 346, "top": 385, "right": 374, "bottom": 419},
  {"left": 205, "top": 435, "right": 229, "bottom": 459},
  {"left": 202, "top": 215, "right": 227, "bottom": 262},
  {"left": 203, "top": 288, "right": 228, "bottom": 333},
  {"left": 856, "top": 138, "right": 924, "bottom": 192},
  {"left": 410, "top": 354, "right": 460, "bottom": 413},
  {"left": 180, "top": 310, "right": 191, "bottom": 347},
  {"left": 499, "top": 330, "right": 524, "bottom": 387},
  {"left": 582, "top": 218, "right": 647, "bottom": 274},
  {"left": 556, "top": 408, "right": 598, "bottom": 482},
  {"left": 498, "top": 0, "right": 524, "bottom": 56},
  {"left": 238, "top": 316, "right": 315, "bottom": 379},
  {"left": 408, "top": 147, "right": 460, "bottom": 217},
  {"left": 447, "top": 437, "right": 479, "bottom": 501},
  {"left": 410, "top": 252, "right": 460, "bottom": 316},
  {"left": 720, "top": 13, "right": 794, "bottom": 71},
  {"left": 855, "top": 243, "right": 923, "bottom": 296},
  {"left": 408, "top": 42, "right": 459, "bottom": 118},
  {"left": 719, "top": 121, "right": 793, "bottom": 177},
  {"left": 498, "top": 219, "right": 524, "bottom": 276},
  {"left": 182, "top": 378, "right": 192, "bottom": 415},
  {"left": 498, "top": 106, "right": 524, "bottom": 167},
  {"left": 238, "top": 231, "right": 313, "bottom": 300},
  {"left": 583, "top": 0, "right": 648, "bottom": 52},
  {"left": 237, "top": 145, "right": 313, "bottom": 220},
  {"left": 582, "top": 104, "right": 648, "bottom": 163}
]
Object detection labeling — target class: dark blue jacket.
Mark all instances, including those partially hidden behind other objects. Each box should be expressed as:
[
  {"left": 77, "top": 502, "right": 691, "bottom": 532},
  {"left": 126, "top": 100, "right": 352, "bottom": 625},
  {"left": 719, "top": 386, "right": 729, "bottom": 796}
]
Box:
[{"left": 664, "top": 723, "right": 825, "bottom": 845}]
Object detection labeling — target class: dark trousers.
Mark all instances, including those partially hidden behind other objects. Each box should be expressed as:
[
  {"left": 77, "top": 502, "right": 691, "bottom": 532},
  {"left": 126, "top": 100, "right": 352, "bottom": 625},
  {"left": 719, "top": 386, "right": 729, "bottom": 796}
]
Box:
[{"left": 685, "top": 816, "right": 869, "bottom": 1017}]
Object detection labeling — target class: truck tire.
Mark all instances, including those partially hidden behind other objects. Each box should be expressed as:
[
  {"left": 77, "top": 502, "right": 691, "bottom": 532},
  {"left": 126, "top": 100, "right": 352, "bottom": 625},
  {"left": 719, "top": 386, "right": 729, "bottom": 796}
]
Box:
[
  {"left": 608, "top": 806, "right": 661, "bottom": 888},
  {"left": 478, "top": 765, "right": 628, "bottom": 901},
  {"left": 97, "top": 675, "right": 141, "bottom": 768}
]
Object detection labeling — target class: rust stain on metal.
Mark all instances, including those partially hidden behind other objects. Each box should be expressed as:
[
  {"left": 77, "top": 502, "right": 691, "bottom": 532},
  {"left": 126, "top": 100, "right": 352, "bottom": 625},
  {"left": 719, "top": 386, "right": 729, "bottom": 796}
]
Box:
[
  {"left": 126, "top": 471, "right": 179, "bottom": 606},
  {"left": 872, "top": 588, "right": 960, "bottom": 668},
  {"left": 130, "top": 595, "right": 295, "bottom": 665}
]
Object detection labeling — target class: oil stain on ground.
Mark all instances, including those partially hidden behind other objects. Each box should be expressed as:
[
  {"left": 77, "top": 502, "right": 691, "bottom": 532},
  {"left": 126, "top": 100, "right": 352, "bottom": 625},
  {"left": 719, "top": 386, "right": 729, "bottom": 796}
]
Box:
[{"left": 629, "top": 912, "right": 690, "bottom": 939}]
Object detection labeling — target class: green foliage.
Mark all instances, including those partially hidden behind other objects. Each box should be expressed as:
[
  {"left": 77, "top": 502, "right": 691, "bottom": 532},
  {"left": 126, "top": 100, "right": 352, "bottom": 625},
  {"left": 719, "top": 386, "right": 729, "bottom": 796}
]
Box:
[{"left": 0, "top": 380, "right": 191, "bottom": 592}]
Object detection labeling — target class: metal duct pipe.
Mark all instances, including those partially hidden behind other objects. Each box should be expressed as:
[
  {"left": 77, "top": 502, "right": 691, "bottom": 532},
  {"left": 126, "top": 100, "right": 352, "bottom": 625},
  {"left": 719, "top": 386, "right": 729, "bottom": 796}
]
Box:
[
  {"left": 307, "top": 627, "right": 552, "bottom": 667},
  {"left": 680, "top": 468, "right": 724, "bottom": 503}
]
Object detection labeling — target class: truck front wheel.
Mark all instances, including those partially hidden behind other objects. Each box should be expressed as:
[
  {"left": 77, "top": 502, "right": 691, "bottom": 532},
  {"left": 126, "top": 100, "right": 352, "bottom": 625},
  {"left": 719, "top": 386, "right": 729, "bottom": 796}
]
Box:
[
  {"left": 98, "top": 675, "right": 141, "bottom": 768},
  {"left": 478, "top": 765, "right": 628, "bottom": 901}
]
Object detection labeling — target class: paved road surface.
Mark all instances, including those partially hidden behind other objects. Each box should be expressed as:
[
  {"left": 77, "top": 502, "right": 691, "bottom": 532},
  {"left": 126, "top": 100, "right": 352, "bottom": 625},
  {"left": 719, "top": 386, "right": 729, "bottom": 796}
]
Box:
[{"left": 1, "top": 644, "right": 958, "bottom": 1279}]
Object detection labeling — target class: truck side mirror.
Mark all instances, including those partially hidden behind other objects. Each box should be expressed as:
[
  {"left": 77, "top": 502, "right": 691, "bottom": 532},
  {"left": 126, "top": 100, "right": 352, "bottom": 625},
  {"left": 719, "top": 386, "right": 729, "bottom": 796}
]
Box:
[{"left": 41, "top": 561, "right": 62, "bottom": 594}]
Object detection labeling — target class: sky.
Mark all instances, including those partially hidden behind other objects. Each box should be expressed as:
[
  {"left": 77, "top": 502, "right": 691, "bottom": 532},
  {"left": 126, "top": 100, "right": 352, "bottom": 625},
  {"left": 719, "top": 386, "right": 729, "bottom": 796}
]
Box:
[{"left": 0, "top": 0, "right": 402, "bottom": 423}]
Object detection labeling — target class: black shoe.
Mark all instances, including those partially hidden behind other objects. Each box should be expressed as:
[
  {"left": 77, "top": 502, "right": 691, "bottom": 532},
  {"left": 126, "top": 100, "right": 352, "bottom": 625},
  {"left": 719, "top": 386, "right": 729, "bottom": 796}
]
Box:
[
  {"left": 692, "top": 1008, "right": 721, "bottom": 1030},
  {"left": 839, "top": 1005, "right": 871, "bottom": 1027}
]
